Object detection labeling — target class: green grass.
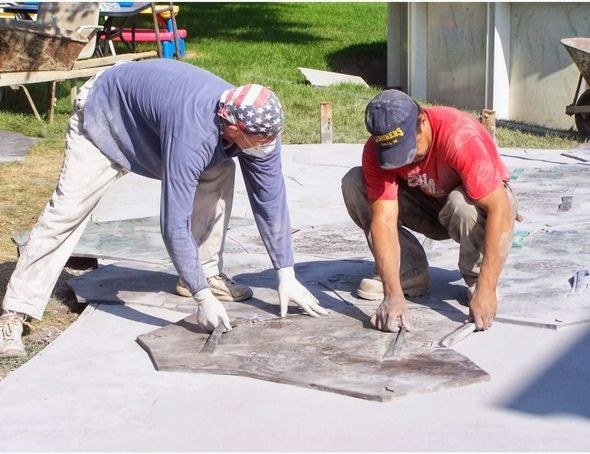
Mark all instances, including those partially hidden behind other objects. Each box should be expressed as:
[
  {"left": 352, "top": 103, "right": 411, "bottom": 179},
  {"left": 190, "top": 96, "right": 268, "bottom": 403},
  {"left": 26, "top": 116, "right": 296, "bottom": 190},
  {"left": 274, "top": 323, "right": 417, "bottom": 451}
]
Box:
[
  {"left": 1, "top": 2, "right": 586, "bottom": 147},
  {"left": 177, "top": 2, "right": 387, "bottom": 144}
]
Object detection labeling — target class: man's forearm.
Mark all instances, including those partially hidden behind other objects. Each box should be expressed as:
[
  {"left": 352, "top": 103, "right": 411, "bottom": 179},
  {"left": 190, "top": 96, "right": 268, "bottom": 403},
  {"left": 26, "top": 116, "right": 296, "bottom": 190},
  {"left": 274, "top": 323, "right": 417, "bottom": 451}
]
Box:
[
  {"left": 371, "top": 219, "right": 404, "bottom": 297},
  {"left": 478, "top": 196, "right": 514, "bottom": 291}
]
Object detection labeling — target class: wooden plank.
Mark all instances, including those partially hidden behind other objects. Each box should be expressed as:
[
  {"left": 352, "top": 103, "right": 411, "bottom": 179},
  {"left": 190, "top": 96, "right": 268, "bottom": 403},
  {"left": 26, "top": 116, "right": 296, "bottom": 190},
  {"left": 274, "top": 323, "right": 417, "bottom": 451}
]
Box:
[
  {"left": 150, "top": 3, "right": 162, "bottom": 58},
  {"left": 0, "top": 51, "right": 157, "bottom": 87},
  {"left": 16, "top": 85, "right": 42, "bottom": 121},
  {"left": 70, "top": 79, "right": 78, "bottom": 110},
  {"left": 565, "top": 105, "right": 590, "bottom": 114},
  {"left": 0, "top": 66, "right": 108, "bottom": 87},
  {"left": 47, "top": 80, "right": 56, "bottom": 123},
  {"left": 71, "top": 51, "right": 157, "bottom": 70}
]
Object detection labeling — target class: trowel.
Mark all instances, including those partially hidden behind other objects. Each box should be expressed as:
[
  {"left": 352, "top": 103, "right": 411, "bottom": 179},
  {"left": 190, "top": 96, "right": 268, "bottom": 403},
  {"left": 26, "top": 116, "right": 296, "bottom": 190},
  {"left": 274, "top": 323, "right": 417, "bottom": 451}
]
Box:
[
  {"left": 381, "top": 326, "right": 407, "bottom": 361},
  {"left": 199, "top": 315, "right": 262, "bottom": 354}
]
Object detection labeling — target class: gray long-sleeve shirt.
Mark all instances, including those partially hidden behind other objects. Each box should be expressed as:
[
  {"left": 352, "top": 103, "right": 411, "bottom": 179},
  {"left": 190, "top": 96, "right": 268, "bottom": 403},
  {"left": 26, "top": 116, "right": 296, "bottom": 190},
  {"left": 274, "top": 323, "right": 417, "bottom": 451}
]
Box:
[{"left": 83, "top": 59, "right": 294, "bottom": 293}]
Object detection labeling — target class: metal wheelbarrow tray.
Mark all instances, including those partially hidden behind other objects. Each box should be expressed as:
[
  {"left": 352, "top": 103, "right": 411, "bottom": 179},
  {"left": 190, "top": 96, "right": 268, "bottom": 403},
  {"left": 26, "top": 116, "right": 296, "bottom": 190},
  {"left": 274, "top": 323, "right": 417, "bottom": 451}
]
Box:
[
  {"left": 561, "top": 37, "right": 590, "bottom": 136},
  {"left": 0, "top": 20, "right": 88, "bottom": 72}
]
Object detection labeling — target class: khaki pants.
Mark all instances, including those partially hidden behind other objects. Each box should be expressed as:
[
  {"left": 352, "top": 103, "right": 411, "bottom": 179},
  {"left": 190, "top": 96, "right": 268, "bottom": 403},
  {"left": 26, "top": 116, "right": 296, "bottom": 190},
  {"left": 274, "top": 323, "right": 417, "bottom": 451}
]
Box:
[
  {"left": 3, "top": 76, "right": 234, "bottom": 320},
  {"left": 341, "top": 167, "right": 517, "bottom": 287}
]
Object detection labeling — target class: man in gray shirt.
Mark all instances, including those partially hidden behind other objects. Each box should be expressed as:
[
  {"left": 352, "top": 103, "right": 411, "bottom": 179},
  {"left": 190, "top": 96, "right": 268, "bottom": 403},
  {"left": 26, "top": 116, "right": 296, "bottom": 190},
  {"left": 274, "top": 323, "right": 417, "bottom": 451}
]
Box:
[{"left": 0, "top": 60, "right": 327, "bottom": 358}]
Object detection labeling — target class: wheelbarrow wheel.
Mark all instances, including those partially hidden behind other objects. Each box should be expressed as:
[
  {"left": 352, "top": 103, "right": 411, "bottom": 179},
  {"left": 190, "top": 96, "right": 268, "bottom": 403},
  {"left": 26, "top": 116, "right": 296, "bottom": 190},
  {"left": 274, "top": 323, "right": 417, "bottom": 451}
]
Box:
[{"left": 575, "top": 88, "right": 590, "bottom": 137}]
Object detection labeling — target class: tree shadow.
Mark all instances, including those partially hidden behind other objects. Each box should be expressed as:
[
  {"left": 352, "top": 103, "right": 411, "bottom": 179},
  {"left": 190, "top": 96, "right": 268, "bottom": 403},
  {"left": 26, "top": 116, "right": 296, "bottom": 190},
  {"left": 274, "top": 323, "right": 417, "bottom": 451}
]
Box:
[
  {"left": 326, "top": 41, "right": 388, "bottom": 87},
  {"left": 178, "top": 3, "right": 323, "bottom": 45}
]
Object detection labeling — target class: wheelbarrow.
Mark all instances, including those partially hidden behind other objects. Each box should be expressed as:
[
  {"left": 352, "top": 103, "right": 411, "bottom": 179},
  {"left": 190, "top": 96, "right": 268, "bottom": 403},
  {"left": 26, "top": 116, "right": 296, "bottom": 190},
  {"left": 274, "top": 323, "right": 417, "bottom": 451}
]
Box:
[
  {"left": 0, "top": 21, "right": 90, "bottom": 72},
  {"left": 561, "top": 37, "right": 590, "bottom": 137}
]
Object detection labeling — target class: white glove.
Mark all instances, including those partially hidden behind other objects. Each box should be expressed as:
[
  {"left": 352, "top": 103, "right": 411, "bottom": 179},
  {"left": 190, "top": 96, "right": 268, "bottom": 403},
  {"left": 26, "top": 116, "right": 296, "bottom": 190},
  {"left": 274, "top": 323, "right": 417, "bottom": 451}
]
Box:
[
  {"left": 194, "top": 288, "right": 232, "bottom": 332},
  {"left": 277, "top": 266, "right": 329, "bottom": 318}
]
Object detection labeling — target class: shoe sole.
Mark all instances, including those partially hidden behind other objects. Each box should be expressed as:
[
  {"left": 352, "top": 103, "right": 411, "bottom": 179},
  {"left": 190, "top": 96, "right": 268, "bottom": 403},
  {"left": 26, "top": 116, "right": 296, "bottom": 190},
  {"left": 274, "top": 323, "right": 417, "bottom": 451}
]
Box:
[
  {"left": 175, "top": 285, "right": 193, "bottom": 298},
  {"left": 213, "top": 289, "right": 254, "bottom": 302},
  {"left": 175, "top": 284, "right": 254, "bottom": 302},
  {"left": 357, "top": 286, "right": 430, "bottom": 301}
]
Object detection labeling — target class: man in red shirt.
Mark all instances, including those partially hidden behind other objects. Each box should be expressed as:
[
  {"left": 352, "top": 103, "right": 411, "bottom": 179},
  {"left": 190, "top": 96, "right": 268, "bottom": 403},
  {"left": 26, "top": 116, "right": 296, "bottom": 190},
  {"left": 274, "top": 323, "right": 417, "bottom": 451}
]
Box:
[{"left": 341, "top": 89, "right": 518, "bottom": 331}]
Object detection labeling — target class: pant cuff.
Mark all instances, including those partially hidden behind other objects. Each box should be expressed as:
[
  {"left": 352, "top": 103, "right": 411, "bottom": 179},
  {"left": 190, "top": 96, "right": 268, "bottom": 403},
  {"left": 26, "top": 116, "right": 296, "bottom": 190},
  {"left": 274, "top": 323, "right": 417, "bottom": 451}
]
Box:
[
  {"left": 202, "top": 264, "right": 221, "bottom": 278},
  {"left": 2, "top": 300, "right": 44, "bottom": 320}
]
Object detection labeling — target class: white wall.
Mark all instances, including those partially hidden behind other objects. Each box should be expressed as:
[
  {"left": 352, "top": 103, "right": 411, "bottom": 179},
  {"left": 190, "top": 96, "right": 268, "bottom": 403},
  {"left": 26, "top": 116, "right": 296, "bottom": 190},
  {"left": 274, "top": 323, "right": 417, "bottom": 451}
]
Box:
[
  {"left": 387, "top": 2, "right": 590, "bottom": 130},
  {"left": 427, "top": 3, "right": 487, "bottom": 111},
  {"left": 509, "top": 3, "right": 590, "bottom": 129}
]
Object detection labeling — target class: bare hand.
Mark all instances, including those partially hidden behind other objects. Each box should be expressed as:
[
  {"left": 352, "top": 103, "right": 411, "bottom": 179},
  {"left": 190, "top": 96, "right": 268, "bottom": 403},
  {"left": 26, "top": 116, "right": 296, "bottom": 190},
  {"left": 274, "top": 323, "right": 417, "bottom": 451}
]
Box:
[
  {"left": 468, "top": 286, "right": 497, "bottom": 330},
  {"left": 370, "top": 295, "right": 411, "bottom": 332}
]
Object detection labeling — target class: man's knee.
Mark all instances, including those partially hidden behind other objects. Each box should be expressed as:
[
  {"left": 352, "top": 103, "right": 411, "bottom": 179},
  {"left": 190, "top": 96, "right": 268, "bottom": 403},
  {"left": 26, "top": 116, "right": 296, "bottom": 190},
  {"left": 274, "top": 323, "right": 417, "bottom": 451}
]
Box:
[
  {"left": 341, "top": 167, "right": 365, "bottom": 201},
  {"left": 217, "top": 158, "right": 236, "bottom": 176},
  {"left": 440, "top": 188, "right": 480, "bottom": 227},
  {"left": 199, "top": 159, "right": 236, "bottom": 188}
]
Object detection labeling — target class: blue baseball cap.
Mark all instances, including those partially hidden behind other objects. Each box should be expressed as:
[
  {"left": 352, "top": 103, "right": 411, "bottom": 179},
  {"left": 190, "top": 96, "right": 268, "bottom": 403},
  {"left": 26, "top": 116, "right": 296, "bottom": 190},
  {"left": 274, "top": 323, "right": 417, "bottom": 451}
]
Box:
[{"left": 365, "top": 89, "right": 418, "bottom": 169}]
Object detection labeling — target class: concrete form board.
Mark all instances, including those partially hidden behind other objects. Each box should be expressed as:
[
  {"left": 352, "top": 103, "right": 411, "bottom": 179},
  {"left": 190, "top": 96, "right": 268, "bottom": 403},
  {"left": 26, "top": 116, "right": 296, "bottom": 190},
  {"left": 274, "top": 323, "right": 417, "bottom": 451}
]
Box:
[{"left": 298, "top": 67, "right": 369, "bottom": 88}]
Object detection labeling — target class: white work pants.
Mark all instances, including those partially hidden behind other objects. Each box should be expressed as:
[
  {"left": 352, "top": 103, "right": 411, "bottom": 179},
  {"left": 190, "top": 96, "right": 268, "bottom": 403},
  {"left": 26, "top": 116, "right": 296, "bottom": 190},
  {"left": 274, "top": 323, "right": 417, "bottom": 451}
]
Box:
[{"left": 3, "top": 76, "right": 234, "bottom": 320}]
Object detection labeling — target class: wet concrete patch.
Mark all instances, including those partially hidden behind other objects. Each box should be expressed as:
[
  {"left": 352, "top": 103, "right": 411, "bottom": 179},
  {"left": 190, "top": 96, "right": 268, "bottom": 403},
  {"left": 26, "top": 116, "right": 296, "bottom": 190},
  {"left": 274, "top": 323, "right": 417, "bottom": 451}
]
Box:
[{"left": 137, "top": 307, "right": 489, "bottom": 402}]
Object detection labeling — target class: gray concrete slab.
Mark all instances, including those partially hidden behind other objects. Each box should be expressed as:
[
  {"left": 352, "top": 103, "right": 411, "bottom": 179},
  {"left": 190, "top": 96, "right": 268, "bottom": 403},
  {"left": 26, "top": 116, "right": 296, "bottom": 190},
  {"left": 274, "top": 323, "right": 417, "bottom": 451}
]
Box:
[
  {"left": 0, "top": 129, "right": 39, "bottom": 163},
  {"left": 0, "top": 145, "right": 589, "bottom": 450},
  {"left": 0, "top": 302, "right": 588, "bottom": 451},
  {"left": 66, "top": 145, "right": 590, "bottom": 329},
  {"left": 91, "top": 172, "right": 161, "bottom": 223}
]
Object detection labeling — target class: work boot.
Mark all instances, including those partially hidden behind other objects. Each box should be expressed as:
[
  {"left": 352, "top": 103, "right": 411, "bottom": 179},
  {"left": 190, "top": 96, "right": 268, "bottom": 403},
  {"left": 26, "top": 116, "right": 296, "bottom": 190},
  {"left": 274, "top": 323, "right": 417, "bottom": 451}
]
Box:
[
  {"left": 176, "top": 273, "right": 253, "bottom": 302},
  {"left": 357, "top": 226, "right": 430, "bottom": 300},
  {"left": 357, "top": 271, "right": 430, "bottom": 300},
  {"left": 0, "top": 312, "right": 28, "bottom": 358}
]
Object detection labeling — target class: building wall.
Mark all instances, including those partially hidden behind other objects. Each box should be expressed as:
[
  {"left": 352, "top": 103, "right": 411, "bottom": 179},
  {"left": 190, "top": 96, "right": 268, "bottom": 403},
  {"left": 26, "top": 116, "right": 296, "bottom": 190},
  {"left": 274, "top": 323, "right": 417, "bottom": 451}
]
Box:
[
  {"left": 387, "top": 2, "right": 590, "bottom": 130},
  {"left": 509, "top": 3, "right": 590, "bottom": 129},
  {"left": 426, "top": 3, "right": 487, "bottom": 111}
]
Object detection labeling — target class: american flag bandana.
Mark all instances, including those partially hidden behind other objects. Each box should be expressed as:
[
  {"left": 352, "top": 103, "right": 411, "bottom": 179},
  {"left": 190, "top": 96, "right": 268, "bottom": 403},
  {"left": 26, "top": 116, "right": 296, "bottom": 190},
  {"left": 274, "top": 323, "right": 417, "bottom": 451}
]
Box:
[{"left": 218, "top": 84, "right": 285, "bottom": 137}]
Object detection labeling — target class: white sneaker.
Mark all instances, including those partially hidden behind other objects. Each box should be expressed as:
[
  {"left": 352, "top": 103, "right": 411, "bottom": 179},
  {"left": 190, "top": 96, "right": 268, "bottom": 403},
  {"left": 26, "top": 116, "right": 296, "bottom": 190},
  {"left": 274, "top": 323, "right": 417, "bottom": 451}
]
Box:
[
  {"left": 176, "top": 273, "right": 254, "bottom": 302},
  {"left": 357, "top": 272, "right": 430, "bottom": 301},
  {"left": 0, "top": 312, "right": 27, "bottom": 358}
]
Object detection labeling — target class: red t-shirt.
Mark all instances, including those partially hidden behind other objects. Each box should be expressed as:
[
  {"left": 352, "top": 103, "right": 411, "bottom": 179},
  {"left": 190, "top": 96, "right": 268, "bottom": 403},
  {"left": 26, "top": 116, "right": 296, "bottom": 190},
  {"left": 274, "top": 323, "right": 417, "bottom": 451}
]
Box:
[{"left": 362, "top": 106, "right": 509, "bottom": 201}]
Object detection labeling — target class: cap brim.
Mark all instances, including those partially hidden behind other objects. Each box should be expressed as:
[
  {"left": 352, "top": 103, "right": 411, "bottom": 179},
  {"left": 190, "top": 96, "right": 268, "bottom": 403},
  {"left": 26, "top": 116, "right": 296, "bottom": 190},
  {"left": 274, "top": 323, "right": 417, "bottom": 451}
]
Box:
[{"left": 376, "top": 134, "right": 417, "bottom": 169}]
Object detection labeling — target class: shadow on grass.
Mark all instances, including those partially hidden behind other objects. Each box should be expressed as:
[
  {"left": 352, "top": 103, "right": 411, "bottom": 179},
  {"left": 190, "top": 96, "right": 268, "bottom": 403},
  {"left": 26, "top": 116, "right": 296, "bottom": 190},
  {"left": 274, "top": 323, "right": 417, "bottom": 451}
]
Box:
[
  {"left": 179, "top": 2, "right": 323, "bottom": 45},
  {"left": 326, "top": 41, "right": 388, "bottom": 88},
  {"left": 0, "top": 79, "right": 77, "bottom": 118}
]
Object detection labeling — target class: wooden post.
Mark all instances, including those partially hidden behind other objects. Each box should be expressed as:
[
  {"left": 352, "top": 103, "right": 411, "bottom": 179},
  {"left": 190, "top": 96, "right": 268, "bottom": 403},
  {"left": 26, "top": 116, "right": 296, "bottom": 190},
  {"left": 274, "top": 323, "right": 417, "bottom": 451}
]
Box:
[
  {"left": 70, "top": 79, "right": 78, "bottom": 111},
  {"left": 151, "top": 2, "right": 163, "bottom": 58},
  {"left": 17, "top": 85, "right": 42, "bottom": 122},
  {"left": 320, "top": 102, "right": 333, "bottom": 144},
  {"left": 481, "top": 109, "right": 496, "bottom": 142},
  {"left": 47, "top": 80, "right": 57, "bottom": 123},
  {"left": 169, "top": 2, "right": 181, "bottom": 60}
]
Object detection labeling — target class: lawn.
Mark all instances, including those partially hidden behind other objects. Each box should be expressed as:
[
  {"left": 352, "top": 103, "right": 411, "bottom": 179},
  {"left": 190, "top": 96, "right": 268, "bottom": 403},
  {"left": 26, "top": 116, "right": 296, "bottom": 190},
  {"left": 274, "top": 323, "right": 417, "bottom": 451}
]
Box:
[{"left": 0, "top": 2, "right": 585, "bottom": 374}]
